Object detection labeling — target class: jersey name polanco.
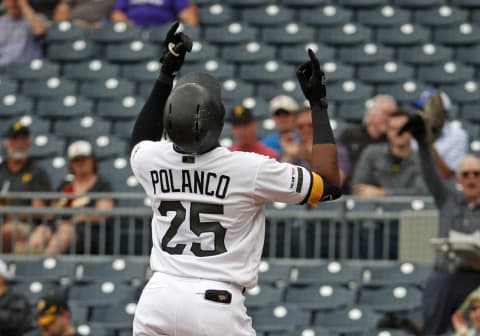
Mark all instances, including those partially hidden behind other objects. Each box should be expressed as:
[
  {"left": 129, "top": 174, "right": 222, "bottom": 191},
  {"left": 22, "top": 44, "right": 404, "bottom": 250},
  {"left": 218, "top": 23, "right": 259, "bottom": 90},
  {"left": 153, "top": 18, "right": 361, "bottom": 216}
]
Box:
[{"left": 131, "top": 140, "right": 324, "bottom": 288}]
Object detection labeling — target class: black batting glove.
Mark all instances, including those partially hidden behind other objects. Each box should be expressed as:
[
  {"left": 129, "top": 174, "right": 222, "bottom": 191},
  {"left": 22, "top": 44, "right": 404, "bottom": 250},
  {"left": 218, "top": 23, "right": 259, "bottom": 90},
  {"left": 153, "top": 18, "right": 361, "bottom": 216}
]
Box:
[
  {"left": 160, "top": 21, "right": 193, "bottom": 77},
  {"left": 398, "top": 114, "right": 428, "bottom": 143},
  {"left": 296, "top": 48, "right": 327, "bottom": 106}
]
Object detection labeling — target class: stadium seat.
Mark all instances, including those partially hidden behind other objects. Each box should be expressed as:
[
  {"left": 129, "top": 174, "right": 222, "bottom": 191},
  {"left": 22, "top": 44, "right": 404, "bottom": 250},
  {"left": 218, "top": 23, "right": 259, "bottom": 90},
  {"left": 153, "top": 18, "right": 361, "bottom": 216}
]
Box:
[
  {"left": 451, "top": 0, "right": 480, "bottom": 8},
  {"left": 318, "top": 23, "right": 372, "bottom": 46},
  {"left": 224, "top": 0, "right": 273, "bottom": 7},
  {"left": 185, "top": 41, "right": 220, "bottom": 64},
  {"left": 22, "top": 77, "right": 77, "bottom": 99},
  {"left": 281, "top": 0, "right": 326, "bottom": 7},
  {"left": 181, "top": 60, "right": 236, "bottom": 80},
  {"left": 12, "top": 257, "right": 76, "bottom": 283},
  {"left": 199, "top": 4, "right": 234, "bottom": 25},
  {"left": 79, "top": 78, "right": 135, "bottom": 100},
  {"left": 362, "top": 262, "right": 431, "bottom": 288},
  {"left": 460, "top": 104, "right": 480, "bottom": 123},
  {"left": 78, "top": 258, "right": 147, "bottom": 284},
  {"left": 338, "top": 0, "right": 386, "bottom": 7},
  {"left": 105, "top": 40, "right": 158, "bottom": 63},
  {"left": 30, "top": 134, "right": 66, "bottom": 160},
  {"left": 269, "top": 327, "right": 334, "bottom": 336},
  {"left": 6, "top": 115, "right": 51, "bottom": 135},
  {"left": 46, "top": 39, "right": 95, "bottom": 63},
  {"left": 284, "top": 285, "right": 356, "bottom": 311},
  {"left": 397, "top": 43, "right": 453, "bottom": 65},
  {"left": 36, "top": 95, "right": 93, "bottom": 119},
  {"left": 0, "top": 77, "right": 18, "bottom": 96},
  {"left": 442, "top": 81, "right": 480, "bottom": 105},
  {"left": 357, "top": 62, "right": 414, "bottom": 84},
  {"left": 90, "top": 135, "right": 128, "bottom": 160},
  {"left": 394, "top": 0, "right": 443, "bottom": 8},
  {"left": 289, "top": 262, "right": 362, "bottom": 286},
  {"left": 336, "top": 102, "right": 368, "bottom": 123},
  {"left": 53, "top": 116, "right": 111, "bottom": 139},
  {"left": 10, "top": 280, "right": 63, "bottom": 306},
  {"left": 6, "top": 59, "right": 59, "bottom": 81},
  {"left": 357, "top": 5, "right": 411, "bottom": 27},
  {"left": 36, "top": 156, "right": 71, "bottom": 190},
  {"left": 433, "top": 23, "right": 480, "bottom": 46},
  {"left": 417, "top": 62, "right": 474, "bottom": 85},
  {"left": 257, "top": 260, "right": 291, "bottom": 287},
  {"left": 262, "top": 23, "right": 315, "bottom": 45},
  {"left": 72, "top": 323, "right": 108, "bottom": 336},
  {"left": 120, "top": 61, "right": 160, "bottom": 83},
  {"left": 257, "top": 80, "right": 305, "bottom": 103},
  {"left": 245, "top": 284, "right": 285, "bottom": 309},
  {"left": 313, "top": 306, "right": 381, "bottom": 335},
  {"left": 376, "top": 23, "right": 430, "bottom": 46},
  {"left": 221, "top": 79, "right": 255, "bottom": 102},
  {"left": 456, "top": 44, "right": 480, "bottom": 66},
  {"left": 279, "top": 42, "right": 335, "bottom": 65},
  {"left": 358, "top": 286, "right": 423, "bottom": 313},
  {"left": 328, "top": 80, "right": 374, "bottom": 103},
  {"left": 0, "top": 94, "right": 33, "bottom": 117},
  {"left": 69, "top": 281, "right": 138, "bottom": 307},
  {"left": 63, "top": 60, "right": 120, "bottom": 82},
  {"left": 113, "top": 120, "right": 135, "bottom": 139},
  {"left": 239, "top": 61, "right": 294, "bottom": 84},
  {"left": 376, "top": 81, "right": 429, "bottom": 105},
  {"left": 221, "top": 42, "right": 276, "bottom": 64},
  {"left": 45, "top": 21, "right": 86, "bottom": 43},
  {"left": 90, "top": 22, "right": 142, "bottom": 44},
  {"left": 242, "top": 5, "right": 295, "bottom": 26},
  {"left": 97, "top": 96, "right": 145, "bottom": 120},
  {"left": 98, "top": 156, "right": 143, "bottom": 194},
  {"left": 250, "top": 303, "right": 311, "bottom": 334},
  {"left": 227, "top": 96, "right": 270, "bottom": 120},
  {"left": 298, "top": 5, "right": 353, "bottom": 27},
  {"left": 204, "top": 22, "right": 258, "bottom": 44},
  {"left": 338, "top": 43, "right": 394, "bottom": 65},
  {"left": 90, "top": 303, "right": 136, "bottom": 331},
  {"left": 414, "top": 5, "right": 468, "bottom": 27}
]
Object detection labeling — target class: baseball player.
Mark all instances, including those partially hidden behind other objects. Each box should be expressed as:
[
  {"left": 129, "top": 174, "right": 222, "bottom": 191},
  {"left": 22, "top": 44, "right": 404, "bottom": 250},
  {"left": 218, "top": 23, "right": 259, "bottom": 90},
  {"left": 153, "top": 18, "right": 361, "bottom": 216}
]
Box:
[{"left": 130, "top": 22, "right": 342, "bottom": 336}]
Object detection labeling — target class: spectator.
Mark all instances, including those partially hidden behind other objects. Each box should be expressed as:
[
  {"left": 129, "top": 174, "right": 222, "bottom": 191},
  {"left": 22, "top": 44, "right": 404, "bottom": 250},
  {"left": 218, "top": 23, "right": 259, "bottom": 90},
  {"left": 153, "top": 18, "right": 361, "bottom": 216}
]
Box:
[
  {"left": 412, "top": 89, "right": 468, "bottom": 180},
  {"left": 0, "top": 258, "right": 31, "bottom": 336},
  {"left": 352, "top": 109, "right": 428, "bottom": 197},
  {"left": 338, "top": 94, "right": 397, "bottom": 176},
  {"left": 261, "top": 95, "right": 300, "bottom": 155},
  {"left": 452, "top": 286, "right": 480, "bottom": 336},
  {"left": 35, "top": 291, "right": 76, "bottom": 336},
  {"left": 53, "top": 0, "right": 116, "bottom": 28},
  {"left": 0, "top": 0, "right": 48, "bottom": 66},
  {"left": 229, "top": 105, "right": 280, "bottom": 160},
  {"left": 29, "top": 140, "right": 114, "bottom": 255},
  {"left": 0, "top": 121, "right": 51, "bottom": 253},
  {"left": 111, "top": 0, "right": 198, "bottom": 28},
  {"left": 400, "top": 115, "right": 480, "bottom": 335}
]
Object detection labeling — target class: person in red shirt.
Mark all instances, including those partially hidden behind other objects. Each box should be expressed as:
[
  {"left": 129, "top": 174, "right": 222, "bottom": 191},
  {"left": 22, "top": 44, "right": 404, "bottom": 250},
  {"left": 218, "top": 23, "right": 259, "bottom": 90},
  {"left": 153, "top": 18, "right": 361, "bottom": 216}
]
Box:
[{"left": 229, "top": 105, "right": 280, "bottom": 160}]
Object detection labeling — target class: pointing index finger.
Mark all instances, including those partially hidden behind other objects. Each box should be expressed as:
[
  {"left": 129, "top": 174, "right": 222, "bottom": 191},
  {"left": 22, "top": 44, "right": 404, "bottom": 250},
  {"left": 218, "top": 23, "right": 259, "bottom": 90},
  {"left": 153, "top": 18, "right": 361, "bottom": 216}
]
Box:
[
  {"left": 166, "top": 21, "right": 180, "bottom": 42},
  {"left": 307, "top": 48, "right": 321, "bottom": 77}
]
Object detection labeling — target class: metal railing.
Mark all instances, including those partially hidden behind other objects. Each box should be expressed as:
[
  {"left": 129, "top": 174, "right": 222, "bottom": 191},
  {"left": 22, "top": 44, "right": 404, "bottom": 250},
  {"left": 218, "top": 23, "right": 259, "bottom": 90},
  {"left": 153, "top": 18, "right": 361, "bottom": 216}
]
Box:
[{"left": 0, "top": 193, "right": 438, "bottom": 260}]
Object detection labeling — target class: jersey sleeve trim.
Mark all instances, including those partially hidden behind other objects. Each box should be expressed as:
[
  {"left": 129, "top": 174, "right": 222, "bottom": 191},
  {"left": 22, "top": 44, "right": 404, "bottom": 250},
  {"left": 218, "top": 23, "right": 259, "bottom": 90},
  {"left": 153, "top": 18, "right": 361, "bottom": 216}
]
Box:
[
  {"left": 296, "top": 167, "right": 303, "bottom": 193},
  {"left": 302, "top": 172, "right": 325, "bottom": 207},
  {"left": 300, "top": 171, "right": 313, "bottom": 205}
]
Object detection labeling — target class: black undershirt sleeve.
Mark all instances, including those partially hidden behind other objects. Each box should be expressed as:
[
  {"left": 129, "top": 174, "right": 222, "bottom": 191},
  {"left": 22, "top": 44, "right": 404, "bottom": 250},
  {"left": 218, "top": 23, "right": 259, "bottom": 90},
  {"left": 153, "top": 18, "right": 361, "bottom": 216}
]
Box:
[{"left": 130, "top": 73, "right": 174, "bottom": 150}]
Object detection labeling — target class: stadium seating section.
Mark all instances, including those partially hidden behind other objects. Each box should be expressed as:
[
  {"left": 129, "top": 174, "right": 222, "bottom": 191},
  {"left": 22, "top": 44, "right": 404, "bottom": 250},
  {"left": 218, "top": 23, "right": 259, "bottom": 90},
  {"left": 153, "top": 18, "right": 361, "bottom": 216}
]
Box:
[
  {"left": 1, "top": 0, "right": 480, "bottom": 190},
  {"left": 3, "top": 256, "right": 429, "bottom": 336}
]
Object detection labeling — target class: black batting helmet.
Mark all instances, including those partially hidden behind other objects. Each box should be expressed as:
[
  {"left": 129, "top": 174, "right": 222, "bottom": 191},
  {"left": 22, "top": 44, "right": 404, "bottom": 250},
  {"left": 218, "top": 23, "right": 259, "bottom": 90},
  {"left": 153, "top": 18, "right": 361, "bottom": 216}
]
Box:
[{"left": 164, "top": 72, "right": 225, "bottom": 155}]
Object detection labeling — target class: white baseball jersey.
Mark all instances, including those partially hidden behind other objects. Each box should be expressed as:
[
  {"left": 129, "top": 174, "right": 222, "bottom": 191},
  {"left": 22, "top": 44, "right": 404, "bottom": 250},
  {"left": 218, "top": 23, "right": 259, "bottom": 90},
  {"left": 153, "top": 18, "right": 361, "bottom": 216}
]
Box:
[{"left": 131, "top": 140, "right": 325, "bottom": 288}]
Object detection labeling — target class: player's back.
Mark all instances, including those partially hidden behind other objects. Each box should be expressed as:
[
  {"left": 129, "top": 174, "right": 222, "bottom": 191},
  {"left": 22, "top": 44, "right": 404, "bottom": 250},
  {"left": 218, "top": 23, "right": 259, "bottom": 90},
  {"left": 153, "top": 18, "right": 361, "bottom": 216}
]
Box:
[{"left": 131, "top": 140, "right": 311, "bottom": 288}]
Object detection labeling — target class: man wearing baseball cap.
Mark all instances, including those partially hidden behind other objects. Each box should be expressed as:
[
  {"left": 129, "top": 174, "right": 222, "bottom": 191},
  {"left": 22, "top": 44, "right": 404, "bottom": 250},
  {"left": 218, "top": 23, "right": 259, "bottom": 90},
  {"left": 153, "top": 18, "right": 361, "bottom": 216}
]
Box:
[
  {"left": 229, "top": 105, "right": 280, "bottom": 160},
  {"left": 412, "top": 88, "right": 468, "bottom": 180},
  {"left": 261, "top": 95, "right": 300, "bottom": 156},
  {"left": 0, "top": 258, "right": 31, "bottom": 336},
  {"left": 0, "top": 120, "right": 51, "bottom": 252},
  {"left": 35, "top": 291, "right": 77, "bottom": 336}
]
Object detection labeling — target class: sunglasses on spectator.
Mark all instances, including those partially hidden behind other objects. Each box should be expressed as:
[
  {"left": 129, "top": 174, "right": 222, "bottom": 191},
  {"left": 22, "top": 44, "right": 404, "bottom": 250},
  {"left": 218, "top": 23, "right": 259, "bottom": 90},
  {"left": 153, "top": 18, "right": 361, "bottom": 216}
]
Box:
[{"left": 460, "top": 171, "right": 480, "bottom": 178}]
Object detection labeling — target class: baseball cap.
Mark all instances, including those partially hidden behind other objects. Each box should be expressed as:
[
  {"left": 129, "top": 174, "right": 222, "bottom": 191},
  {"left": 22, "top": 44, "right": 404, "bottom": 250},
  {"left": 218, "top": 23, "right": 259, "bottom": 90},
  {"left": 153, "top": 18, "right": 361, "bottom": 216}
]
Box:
[
  {"left": 413, "top": 88, "right": 452, "bottom": 111},
  {"left": 269, "top": 95, "right": 299, "bottom": 116},
  {"left": 0, "top": 259, "right": 11, "bottom": 279},
  {"left": 5, "top": 121, "right": 30, "bottom": 138},
  {"left": 67, "top": 140, "right": 92, "bottom": 160},
  {"left": 229, "top": 105, "right": 255, "bottom": 125},
  {"left": 35, "top": 291, "right": 69, "bottom": 327}
]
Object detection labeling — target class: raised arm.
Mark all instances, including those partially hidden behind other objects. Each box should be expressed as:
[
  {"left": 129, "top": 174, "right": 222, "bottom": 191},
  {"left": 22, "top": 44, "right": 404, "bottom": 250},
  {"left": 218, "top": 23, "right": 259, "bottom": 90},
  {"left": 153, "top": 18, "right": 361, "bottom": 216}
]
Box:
[
  {"left": 296, "top": 49, "right": 341, "bottom": 200},
  {"left": 130, "top": 22, "right": 192, "bottom": 150},
  {"left": 399, "top": 114, "right": 449, "bottom": 206}
]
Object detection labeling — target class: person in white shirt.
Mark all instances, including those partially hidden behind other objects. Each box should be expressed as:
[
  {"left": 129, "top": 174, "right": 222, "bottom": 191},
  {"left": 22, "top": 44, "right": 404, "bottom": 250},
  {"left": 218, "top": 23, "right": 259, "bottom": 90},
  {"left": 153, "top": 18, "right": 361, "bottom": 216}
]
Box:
[{"left": 129, "top": 22, "right": 342, "bottom": 336}]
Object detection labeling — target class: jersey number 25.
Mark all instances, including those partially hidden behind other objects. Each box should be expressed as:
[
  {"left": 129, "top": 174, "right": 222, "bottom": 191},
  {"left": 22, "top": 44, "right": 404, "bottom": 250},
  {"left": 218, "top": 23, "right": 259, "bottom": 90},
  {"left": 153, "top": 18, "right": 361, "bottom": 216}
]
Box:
[{"left": 159, "top": 200, "right": 227, "bottom": 257}]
